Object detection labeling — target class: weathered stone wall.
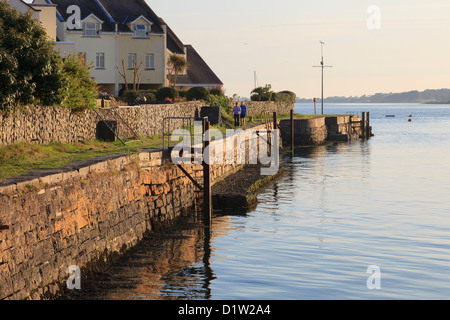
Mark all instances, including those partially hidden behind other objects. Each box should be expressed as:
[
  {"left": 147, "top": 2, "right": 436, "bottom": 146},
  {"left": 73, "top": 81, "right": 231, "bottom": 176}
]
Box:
[
  {"left": 0, "top": 123, "right": 275, "bottom": 300},
  {"left": 279, "top": 115, "right": 364, "bottom": 146},
  {"left": 229, "top": 101, "right": 294, "bottom": 117},
  {"left": 0, "top": 151, "right": 201, "bottom": 299},
  {"left": 0, "top": 102, "right": 277, "bottom": 146},
  {"left": 0, "top": 102, "right": 205, "bottom": 146},
  {"left": 279, "top": 117, "right": 328, "bottom": 146}
]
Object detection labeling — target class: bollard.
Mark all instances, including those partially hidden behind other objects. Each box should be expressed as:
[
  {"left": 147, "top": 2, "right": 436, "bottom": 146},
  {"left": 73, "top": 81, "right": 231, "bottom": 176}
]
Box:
[
  {"left": 290, "top": 109, "right": 294, "bottom": 153},
  {"left": 362, "top": 112, "right": 366, "bottom": 139},
  {"left": 273, "top": 112, "right": 277, "bottom": 131}
]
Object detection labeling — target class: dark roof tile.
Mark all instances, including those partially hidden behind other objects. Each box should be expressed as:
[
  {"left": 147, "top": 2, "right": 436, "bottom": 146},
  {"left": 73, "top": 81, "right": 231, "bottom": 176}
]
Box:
[
  {"left": 180, "top": 45, "right": 223, "bottom": 86},
  {"left": 49, "top": 0, "right": 165, "bottom": 33}
]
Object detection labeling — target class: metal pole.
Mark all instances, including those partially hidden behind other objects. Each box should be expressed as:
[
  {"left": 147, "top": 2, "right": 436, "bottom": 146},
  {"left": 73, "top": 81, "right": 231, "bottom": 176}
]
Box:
[
  {"left": 321, "top": 60, "right": 324, "bottom": 115},
  {"left": 313, "top": 41, "right": 332, "bottom": 116}
]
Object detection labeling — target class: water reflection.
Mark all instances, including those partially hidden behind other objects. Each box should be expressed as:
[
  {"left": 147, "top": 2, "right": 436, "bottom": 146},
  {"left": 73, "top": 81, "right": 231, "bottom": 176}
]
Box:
[{"left": 60, "top": 213, "right": 216, "bottom": 300}]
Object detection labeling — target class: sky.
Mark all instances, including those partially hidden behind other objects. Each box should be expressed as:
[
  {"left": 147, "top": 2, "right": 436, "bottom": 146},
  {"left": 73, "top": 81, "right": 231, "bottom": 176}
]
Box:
[{"left": 148, "top": 0, "right": 450, "bottom": 99}]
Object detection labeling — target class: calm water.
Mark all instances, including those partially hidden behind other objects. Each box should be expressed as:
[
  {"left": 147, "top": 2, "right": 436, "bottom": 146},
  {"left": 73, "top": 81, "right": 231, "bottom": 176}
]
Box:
[{"left": 64, "top": 103, "right": 450, "bottom": 300}]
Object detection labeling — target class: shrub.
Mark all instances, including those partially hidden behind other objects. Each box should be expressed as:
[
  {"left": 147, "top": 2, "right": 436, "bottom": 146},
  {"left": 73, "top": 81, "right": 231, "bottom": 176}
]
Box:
[
  {"left": 210, "top": 88, "right": 224, "bottom": 96},
  {"left": 121, "top": 90, "right": 141, "bottom": 105},
  {"left": 251, "top": 94, "right": 270, "bottom": 101},
  {"left": 178, "top": 90, "right": 188, "bottom": 98},
  {"left": 156, "top": 87, "right": 178, "bottom": 101},
  {"left": 145, "top": 93, "right": 156, "bottom": 103},
  {"left": 60, "top": 55, "right": 97, "bottom": 111},
  {"left": 186, "top": 87, "right": 210, "bottom": 101},
  {"left": 273, "top": 91, "right": 297, "bottom": 105}
]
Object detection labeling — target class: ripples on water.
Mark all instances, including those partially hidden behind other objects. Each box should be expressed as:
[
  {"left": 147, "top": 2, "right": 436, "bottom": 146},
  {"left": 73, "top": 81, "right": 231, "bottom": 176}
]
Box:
[{"left": 63, "top": 104, "right": 450, "bottom": 300}]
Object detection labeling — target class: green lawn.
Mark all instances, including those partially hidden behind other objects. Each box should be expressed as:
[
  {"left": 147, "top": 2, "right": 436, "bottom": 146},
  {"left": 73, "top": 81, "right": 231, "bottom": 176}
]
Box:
[{"left": 0, "top": 137, "right": 164, "bottom": 182}]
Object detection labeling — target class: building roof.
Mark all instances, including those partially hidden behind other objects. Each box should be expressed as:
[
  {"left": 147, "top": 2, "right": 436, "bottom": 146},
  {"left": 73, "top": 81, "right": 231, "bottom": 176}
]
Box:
[
  {"left": 159, "top": 17, "right": 184, "bottom": 55},
  {"left": 175, "top": 45, "right": 223, "bottom": 87},
  {"left": 161, "top": 16, "right": 223, "bottom": 87},
  {"left": 99, "top": 0, "right": 164, "bottom": 33},
  {"left": 48, "top": 0, "right": 165, "bottom": 33},
  {"left": 9, "top": 0, "right": 41, "bottom": 12}
]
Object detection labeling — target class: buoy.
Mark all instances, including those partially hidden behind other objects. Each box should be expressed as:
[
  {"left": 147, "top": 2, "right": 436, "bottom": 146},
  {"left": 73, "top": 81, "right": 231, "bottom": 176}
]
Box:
[
  {"left": 408, "top": 115, "right": 413, "bottom": 118},
  {"left": 408, "top": 119, "right": 412, "bottom": 122}
]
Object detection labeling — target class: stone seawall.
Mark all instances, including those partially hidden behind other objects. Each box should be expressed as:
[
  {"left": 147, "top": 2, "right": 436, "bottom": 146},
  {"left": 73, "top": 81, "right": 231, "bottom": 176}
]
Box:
[
  {"left": 0, "top": 123, "right": 273, "bottom": 300},
  {"left": 279, "top": 115, "right": 363, "bottom": 146},
  {"left": 0, "top": 151, "right": 197, "bottom": 299},
  {"left": 229, "top": 101, "right": 294, "bottom": 117}
]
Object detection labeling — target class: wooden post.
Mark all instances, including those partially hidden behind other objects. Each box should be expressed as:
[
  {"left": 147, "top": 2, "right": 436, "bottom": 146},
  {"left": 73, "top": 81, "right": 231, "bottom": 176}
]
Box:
[
  {"left": 273, "top": 112, "right": 277, "bottom": 131},
  {"left": 361, "top": 112, "right": 366, "bottom": 139},
  {"left": 366, "top": 112, "right": 371, "bottom": 138},
  {"left": 290, "top": 109, "right": 294, "bottom": 154},
  {"left": 203, "top": 120, "right": 211, "bottom": 225}
]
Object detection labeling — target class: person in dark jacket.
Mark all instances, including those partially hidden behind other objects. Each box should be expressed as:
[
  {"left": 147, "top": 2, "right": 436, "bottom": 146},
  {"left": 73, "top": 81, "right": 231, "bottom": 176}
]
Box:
[
  {"left": 233, "top": 102, "right": 241, "bottom": 127},
  {"left": 240, "top": 102, "right": 247, "bottom": 126}
]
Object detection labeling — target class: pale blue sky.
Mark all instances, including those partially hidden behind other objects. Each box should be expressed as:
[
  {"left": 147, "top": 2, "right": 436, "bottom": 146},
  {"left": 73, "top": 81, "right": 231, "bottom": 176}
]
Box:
[{"left": 148, "top": 0, "right": 450, "bottom": 98}]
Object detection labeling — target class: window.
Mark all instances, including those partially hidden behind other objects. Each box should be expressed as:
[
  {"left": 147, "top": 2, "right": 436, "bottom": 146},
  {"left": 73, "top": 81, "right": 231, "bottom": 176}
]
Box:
[
  {"left": 96, "top": 52, "right": 105, "bottom": 69},
  {"left": 146, "top": 53, "right": 154, "bottom": 69},
  {"left": 128, "top": 53, "right": 137, "bottom": 69},
  {"left": 78, "top": 52, "right": 86, "bottom": 66},
  {"left": 83, "top": 22, "right": 99, "bottom": 36},
  {"left": 134, "top": 24, "right": 148, "bottom": 38}
]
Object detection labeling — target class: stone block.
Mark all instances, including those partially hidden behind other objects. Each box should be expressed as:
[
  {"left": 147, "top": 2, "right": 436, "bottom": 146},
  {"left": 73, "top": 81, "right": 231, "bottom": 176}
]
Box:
[
  {"left": 39, "top": 173, "right": 63, "bottom": 186},
  {"left": 16, "top": 178, "right": 40, "bottom": 192},
  {"left": 150, "top": 151, "right": 163, "bottom": 160},
  {"left": 78, "top": 166, "right": 89, "bottom": 178},
  {"left": 62, "top": 170, "right": 79, "bottom": 182},
  {"left": 0, "top": 184, "right": 17, "bottom": 195},
  {"left": 89, "top": 161, "right": 108, "bottom": 173},
  {"left": 139, "top": 152, "right": 150, "bottom": 161}
]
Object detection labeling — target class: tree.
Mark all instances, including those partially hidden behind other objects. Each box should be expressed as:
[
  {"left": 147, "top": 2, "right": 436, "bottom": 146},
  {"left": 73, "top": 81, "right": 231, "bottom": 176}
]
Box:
[
  {"left": 251, "top": 85, "right": 273, "bottom": 101},
  {"left": 116, "top": 60, "right": 129, "bottom": 91},
  {"left": 0, "top": 2, "right": 66, "bottom": 112},
  {"left": 60, "top": 55, "right": 98, "bottom": 111},
  {"left": 132, "top": 60, "right": 142, "bottom": 91},
  {"left": 167, "top": 53, "right": 187, "bottom": 88},
  {"left": 117, "top": 59, "right": 142, "bottom": 92}
]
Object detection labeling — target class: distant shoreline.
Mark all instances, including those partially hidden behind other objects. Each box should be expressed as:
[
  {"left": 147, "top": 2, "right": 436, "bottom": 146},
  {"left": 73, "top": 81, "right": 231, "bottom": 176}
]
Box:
[
  {"left": 295, "top": 101, "right": 450, "bottom": 105},
  {"left": 296, "top": 88, "right": 450, "bottom": 104}
]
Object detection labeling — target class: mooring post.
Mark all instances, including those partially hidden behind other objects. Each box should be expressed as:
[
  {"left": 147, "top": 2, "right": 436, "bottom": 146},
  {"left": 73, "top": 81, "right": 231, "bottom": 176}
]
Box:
[
  {"left": 366, "top": 112, "right": 371, "bottom": 138},
  {"left": 203, "top": 120, "right": 212, "bottom": 225},
  {"left": 361, "top": 112, "right": 366, "bottom": 139},
  {"left": 290, "top": 109, "right": 294, "bottom": 154},
  {"left": 273, "top": 112, "right": 277, "bottom": 131}
]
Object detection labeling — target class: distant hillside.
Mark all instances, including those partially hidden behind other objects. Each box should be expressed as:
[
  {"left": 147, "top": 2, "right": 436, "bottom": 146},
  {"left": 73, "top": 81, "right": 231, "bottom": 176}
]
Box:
[{"left": 297, "top": 89, "right": 450, "bottom": 104}]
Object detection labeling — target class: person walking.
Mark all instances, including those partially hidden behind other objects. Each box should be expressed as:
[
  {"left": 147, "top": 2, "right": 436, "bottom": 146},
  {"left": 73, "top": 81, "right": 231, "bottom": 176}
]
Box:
[
  {"left": 240, "top": 102, "right": 247, "bottom": 126},
  {"left": 233, "top": 102, "right": 241, "bottom": 127}
]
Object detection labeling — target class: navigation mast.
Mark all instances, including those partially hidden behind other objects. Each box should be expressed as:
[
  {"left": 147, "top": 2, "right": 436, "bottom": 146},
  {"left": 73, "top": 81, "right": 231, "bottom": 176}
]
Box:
[{"left": 313, "top": 41, "right": 333, "bottom": 115}]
